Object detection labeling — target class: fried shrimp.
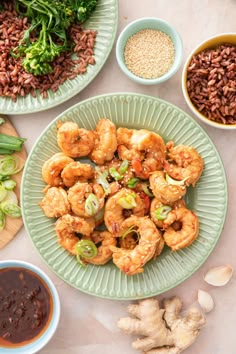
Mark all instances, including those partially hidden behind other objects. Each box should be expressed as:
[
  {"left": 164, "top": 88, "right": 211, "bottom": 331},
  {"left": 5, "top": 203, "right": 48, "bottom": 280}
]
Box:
[
  {"left": 61, "top": 161, "right": 94, "bottom": 187},
  {"left": 110, "top": 216, "right": 163, "bottom": 275},
  {"left": 83, "top": 231, "right": 117, "bottom": 265},
  {"left": 55, "top": 214, "right": 95, "bottom": 255},
  {"left": 89, "top": 118, "right": 117, "bottom": 165},
  {"left": 57, "top": 121, "right": 95, "bottom": 158},
  {"left": 68, "top": 182, "right": 105, "bottom": 218},
  {"left": 104, "top": 188, "right": 146, "bottom": 236},
  {"left": 40, "top": 187, "right": 70, "bottom": 218},
  {"left": 150, "top": 198, "right": 186, "bottom": 229},
  {"left": 149, "top": 171, "right": 186, "bottom": 204},
  {"left": 163, "top": 141, "right": 204, "bottom": 187},
  {"left": 162, "top": 207, "right": 199, "bottom": 251},
  {"left": 117, "top": 128, "right": 166, "bottom": 179},
  {"left": 42, "top": 152, "right": 73, "bottom": 187}
]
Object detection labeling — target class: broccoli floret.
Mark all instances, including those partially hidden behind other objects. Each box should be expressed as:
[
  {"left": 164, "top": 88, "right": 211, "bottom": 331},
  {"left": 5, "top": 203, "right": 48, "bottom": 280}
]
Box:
[{"left": 76, "top": 0, "right": 98, "bottom": 23}]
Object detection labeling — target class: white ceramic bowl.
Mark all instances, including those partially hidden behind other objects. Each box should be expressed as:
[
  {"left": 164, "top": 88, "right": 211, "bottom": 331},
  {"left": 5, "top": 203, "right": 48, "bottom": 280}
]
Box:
[
  {"left": 116, "top": 17, "right": 183, "bottom": 85},
  {"left": 0, "top": 260, "right": 60, "bottom": 354},
  {"left": 182, "top": 33, "right": 236, "bottom": 129}
]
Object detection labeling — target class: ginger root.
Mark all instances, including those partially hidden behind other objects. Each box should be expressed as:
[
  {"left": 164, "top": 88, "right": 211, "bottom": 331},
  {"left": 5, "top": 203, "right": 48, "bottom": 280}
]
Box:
[{"left": 117, "top": 296, "right": 206, "bottom": 354}]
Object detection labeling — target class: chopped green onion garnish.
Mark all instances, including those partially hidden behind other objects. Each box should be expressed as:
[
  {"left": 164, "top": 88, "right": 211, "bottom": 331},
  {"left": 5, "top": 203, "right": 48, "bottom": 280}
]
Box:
[
  {"left": 165, "top": 173, "right": 187, "bottom": 186},
  {"left": 0, "top": 202, "right": 21, "bottom": 218},
  {"left": 0, "top": 209, "right": 5, "bottom": 231},
  {"left": 85, "top": 193, "right": 99, "bottom": 216},
  {"left": 0, "top": 156, "right": 23, "bottom": 176},
  {"left": 141, "top": 182, "right": 154, "bottom": 197},
  {"left": 75, "top": 240, "right": 98, "bottom": 259},
  {"left": 2, "top": 179, "right": 17, "bottom": 191},
  {"left": 127, "top": 177, "right": 140, "bottom": 189},
  {"left": 119, "top": 160, "right": 129, "bottom": 175},
  {"left": 155, "top": 205, "right": 172, "bottom": 220},
  {"left": 121, "top": 225, "right": 137, "bottom": 240},
  {"left": 95, "top": 169, "right": 111, "bottom": 195},
  {"left": 109, "top": 167, "right": 123, "bottom": 181},
  {"left": 94, "top": 207, "right": 105, "bottom": 223},
  {"left": 118, "top": 193, "right": 137, "bottom": 209},
  {"left": 0, "top": 184, "right": 7, "bottom": 202},
  {"left": 2, "top": 191, "right": 18, "bottom": 205},
  {"left": 0, "top": 133, "right": 26, "bottom": 152}
]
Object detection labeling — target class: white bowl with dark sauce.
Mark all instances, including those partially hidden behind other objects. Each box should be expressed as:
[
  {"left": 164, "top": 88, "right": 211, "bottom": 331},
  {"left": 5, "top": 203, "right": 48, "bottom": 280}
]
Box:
[{"left": 0, "top": 260, "right": 60, "bottom": 354}]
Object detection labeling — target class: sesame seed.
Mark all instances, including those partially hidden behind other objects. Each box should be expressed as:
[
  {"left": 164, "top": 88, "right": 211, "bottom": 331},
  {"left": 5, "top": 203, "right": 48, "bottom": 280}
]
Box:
[{"left": 124, "top": 29, "right": 175, "bottom": 79}]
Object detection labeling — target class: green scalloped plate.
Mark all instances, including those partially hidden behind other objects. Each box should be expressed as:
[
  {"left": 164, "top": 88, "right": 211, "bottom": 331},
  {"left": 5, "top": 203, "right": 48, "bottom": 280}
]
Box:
[
  {"left": 0, "top": 0, "right": 118, "bottom": 115},
  {"left": 21, "top": 93, "right": 228, "bottom": 300}
]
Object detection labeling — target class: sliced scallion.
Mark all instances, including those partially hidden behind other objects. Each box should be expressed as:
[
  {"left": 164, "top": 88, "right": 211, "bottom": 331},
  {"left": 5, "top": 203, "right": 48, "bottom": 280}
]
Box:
[
  {"left": 118, "top": 193, "right": 137, "bottom": 209},
  {"left": 109, "top": 167, "right": 123, "bottom": 181},
  {"left": 0, "top": 184, "right": 7, "bottom": 202},
  {"left": 0, "top": 156, "right": 23, "bottom": 176},
  {"left": 2, "top": 179, "right": 17, "bottom": 191},
  {"left": 85, "top": 193, "right": 99, "bottom": 216},
  {"left": 0, "top": 201, "right": 21, "bottom": 218},
  {"left": 155, "top": 205, "right": 172, "bottom": 220},
  {"left": 141, "top": 182, "right": 154, "bottom": 197},
  {"left": 76, "top": 240, "right": 98, "bottom": 259},
  {"left": 95, "top": 169, "right": 111, "bottom": 195},
  {"left": 127, "top": 177, "right": 140, "bottom": 189},
  {"left": 118, "top": 160, "right": 129, "bottom": 175},
  {"left": 165, "top": 173, "right": 187, "bottom": 186}
]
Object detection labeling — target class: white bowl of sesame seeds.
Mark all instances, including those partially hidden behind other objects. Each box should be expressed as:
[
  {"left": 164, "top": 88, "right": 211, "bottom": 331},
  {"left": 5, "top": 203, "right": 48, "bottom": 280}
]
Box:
[{"left": 116, "top": 17, "right": 183, "bottom": 85}]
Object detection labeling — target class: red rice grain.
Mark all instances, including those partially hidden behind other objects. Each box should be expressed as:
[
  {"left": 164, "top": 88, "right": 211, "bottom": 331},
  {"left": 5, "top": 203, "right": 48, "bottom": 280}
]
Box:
[{"left": 186, "top": 43, "right": 236, "bottom": 125}]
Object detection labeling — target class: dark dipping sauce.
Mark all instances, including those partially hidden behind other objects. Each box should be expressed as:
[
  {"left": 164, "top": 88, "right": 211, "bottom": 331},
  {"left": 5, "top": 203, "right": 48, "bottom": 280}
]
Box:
[{"left": 0, "top": 267, "right": 53, "bottom": 348}]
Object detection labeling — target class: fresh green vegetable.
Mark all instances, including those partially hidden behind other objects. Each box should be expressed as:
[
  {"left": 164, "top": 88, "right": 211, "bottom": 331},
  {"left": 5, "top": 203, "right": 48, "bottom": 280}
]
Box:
[
  {"left": 14, "top": 0, "right": 98, "bottom": 75},
  {"left": 85, "top": 193, "right": 99, "bottom": 216},
  {"left": 2, "top": 179, "right": 17, "bottom": 191},
  {"left": 109, "top": 167, "right": 123, "bottom": 181},
  {"left": 141, "top": 182, "right": 154, "bottom": 197},
  {"left": 77, "top": 0, "right": 98, "bottom": 22},
  {"left": 95, "top": 169, "right": 111, "bottom": 195},
  {"left": 0, "top": 134, "right": 26, "bottom": 154},
  {"left": 75, "top": 239, "right": 97, "bottom": 266},
  {"left": 127, "top": 177, "right": 140, "bottom": 189},
  {"left": 118, "top": 160, "right": 129, "bottom": 175},
  {"left": 121, "top": 225, "right": 138, "bottom": 240},
  {"left": 155, "top": 206, "right": 172, "bottom": 220},
  {"left": 0, "top": 201, "right": 21, "bottom": 218},
  {"left": 0, "top": 184, "right": 7, "bottom": 202},
  {"left": 0, "top": 156, "right": 23, "bottom": 177},
  {"left": 165, "top": 173, "right": 187, "bottom": 186},
  {"left": 118, "top": 193, "right": 137, "bottom": 209}
]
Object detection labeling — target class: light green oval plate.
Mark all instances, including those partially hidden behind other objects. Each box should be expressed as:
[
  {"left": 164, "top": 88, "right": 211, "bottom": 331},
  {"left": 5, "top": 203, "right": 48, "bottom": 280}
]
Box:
[
  {"left": 21, "top": 93, "right": 228, "bottom": 300},
  {"left": 0, "top": 0, "right": 118, "bottom": 115}
]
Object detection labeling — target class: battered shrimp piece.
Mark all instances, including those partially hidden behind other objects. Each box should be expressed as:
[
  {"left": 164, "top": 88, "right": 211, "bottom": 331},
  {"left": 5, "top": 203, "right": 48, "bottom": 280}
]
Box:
[
  {"left": 55, "top": 214, "right": 95, "bottom": 255},
  {"left": 117, "top": 128, "right": 145, "bottom": 161},
  {"left": 89, "top": 118, "right": 117, "bottom": 165},
  {"left": 117, "top": 128, "right": 166, "bottom": 179},
  {"left": 162, "top": 207, "right": 199, "bottom": 251},
  {"left": 40, "top": 187, "right": 70, "bottom": 218},
  {"left": 104, "top": 188, "right": 146, "bottom": 236},
  {"left": 149, "top": 171, "right": 186, "bottom": 204},
  {"left": 83, "top": 230, "right": 117, "bottom": 265},
  {"left": 163, "top": 141, "right": 204, "bottom": 187},
  {"left": 68, "top": 182, "right": 105, "bottom": 218},
  {"left": 110, "top": 216, "right": 163, "bottom": 275},
  {"left": 61, "top": 161, "right": 94, "bottom": 188},
  {"left": 119, "top": 233, "right": 137, "bottom": 250},
  {"left": 57, "top": 121, "right": 95, "bottom": 158},
  {"left": 42, "top": 152, "right": 73, "bottom": 187},
  {"left": 150, "top": 198, "right": 186, "bottom": 229}
]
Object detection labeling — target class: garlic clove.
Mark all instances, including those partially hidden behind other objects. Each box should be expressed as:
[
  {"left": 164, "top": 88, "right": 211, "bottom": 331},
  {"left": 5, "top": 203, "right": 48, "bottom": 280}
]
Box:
[
  {"left": 204, "top": 265, "right": 233, "bottom": 286},
  {"left": 197, "top": 289, "right": 214, "bottom": 313}
]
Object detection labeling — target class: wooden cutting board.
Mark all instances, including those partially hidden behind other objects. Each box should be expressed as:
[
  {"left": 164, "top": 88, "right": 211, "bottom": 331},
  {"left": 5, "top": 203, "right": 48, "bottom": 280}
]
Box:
[{"left": 0, "top": 116, "right": 27, "bottom": 249}]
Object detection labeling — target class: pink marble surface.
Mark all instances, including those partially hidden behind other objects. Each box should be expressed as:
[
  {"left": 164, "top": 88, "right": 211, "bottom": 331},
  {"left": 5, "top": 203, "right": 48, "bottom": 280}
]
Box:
[{"left": 1, "top": 0, "right": 236, "bottom": 353}]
